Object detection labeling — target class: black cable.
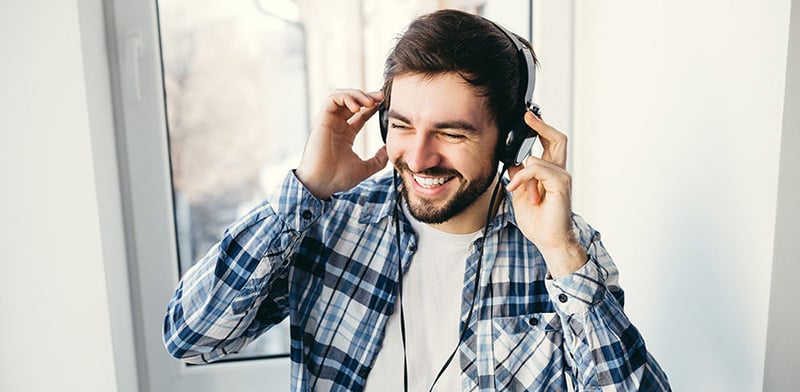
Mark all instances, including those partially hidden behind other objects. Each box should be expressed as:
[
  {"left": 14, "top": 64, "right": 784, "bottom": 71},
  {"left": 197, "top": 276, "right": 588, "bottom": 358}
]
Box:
[{"left": 393, "top": 170, "right": 409, "bottom": 392}]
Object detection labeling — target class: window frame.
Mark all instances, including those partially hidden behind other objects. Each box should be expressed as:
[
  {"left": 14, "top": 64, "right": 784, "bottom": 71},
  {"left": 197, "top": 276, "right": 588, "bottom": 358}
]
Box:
[{"left": 106, "top": 0, "right": 290, "bottom": 390}]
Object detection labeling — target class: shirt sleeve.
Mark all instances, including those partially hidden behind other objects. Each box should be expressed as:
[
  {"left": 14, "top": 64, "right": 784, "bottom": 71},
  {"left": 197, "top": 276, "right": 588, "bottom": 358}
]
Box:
[
  {"left": 162, "top": 170, "right": 324, "bottom": 364},
  {"left": 544, "top": 215, "right": 671, "bottom": 391}
]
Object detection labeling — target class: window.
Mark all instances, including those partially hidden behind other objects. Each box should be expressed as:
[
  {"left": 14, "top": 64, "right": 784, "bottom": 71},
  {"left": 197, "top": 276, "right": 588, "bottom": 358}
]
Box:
[
  {"left": 109, "top": 0, "right": 534, "bottom": 390},
  {"left": 160, "top": 0, "right": 307, "bottom": 361}
]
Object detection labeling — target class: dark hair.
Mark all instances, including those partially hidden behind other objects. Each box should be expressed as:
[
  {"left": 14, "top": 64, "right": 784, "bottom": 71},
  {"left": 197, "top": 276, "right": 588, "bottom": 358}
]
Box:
[{"left": 382, "top": 9, "right": 538, "bottom": 135}]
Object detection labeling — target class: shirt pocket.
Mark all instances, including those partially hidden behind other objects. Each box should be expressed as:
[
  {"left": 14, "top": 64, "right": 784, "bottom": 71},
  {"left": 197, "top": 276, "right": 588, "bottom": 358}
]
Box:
[{"left": 492, "top": 312, "right": 565, "bottom": 390}]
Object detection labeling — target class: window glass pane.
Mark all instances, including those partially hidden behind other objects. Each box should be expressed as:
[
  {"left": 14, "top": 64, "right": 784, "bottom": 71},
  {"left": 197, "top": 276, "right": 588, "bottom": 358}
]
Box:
[{"left": 158, "top": 0, "right": 307, "bottom": 360}]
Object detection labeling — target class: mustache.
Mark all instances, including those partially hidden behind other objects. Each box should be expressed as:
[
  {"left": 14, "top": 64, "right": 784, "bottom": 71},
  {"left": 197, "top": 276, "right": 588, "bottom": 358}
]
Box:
[{"left": 394, "top": 159, "right": 460, "bottom": 177}]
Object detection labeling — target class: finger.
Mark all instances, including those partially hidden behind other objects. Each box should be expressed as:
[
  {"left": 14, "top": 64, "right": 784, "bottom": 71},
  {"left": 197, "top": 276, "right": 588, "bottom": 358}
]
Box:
[
  {"left": 507, "top": 163, "right": 543, "bottom": 204},
  {"left": 506, "top": 156, "right": 569, "bottom": 192},
  {"left": 522, "top": 177, "right": 543, "bottom": 205},
  {"left": 507, "top": 161, "right": 523, "bottom": 181},
  {"left": 512, "top": 158, "right": 569, "bottom": 191},
  {"left": 342, "top": 95, "right": 362, "bottom": 114},
  {"left": 347, "top": 104, "right": 380, "bottom": 129},
  {"left": 524, "top": 111, "right": 568, "bottom": 169},
  {"left": 367, "top": 90, "right": 384, "bottom": 102},
  {"left": 345, "top": 89, "right": 382, "bottom": 108},
  {"left": 362, "top": 145, "right": 389, "bottom": 175},
  {"left": 326, "top": 89, "right": 381, "bottom": 115}
]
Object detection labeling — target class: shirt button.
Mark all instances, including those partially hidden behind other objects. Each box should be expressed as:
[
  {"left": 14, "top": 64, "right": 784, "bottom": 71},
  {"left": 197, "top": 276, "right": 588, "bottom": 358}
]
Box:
[
  {"left": 408, "top": 245, "right": 416, "bottom": 252},
  {"left": 301, "top": 210, "right": 313, "bottom": 220},
  {"left": 358, "top": 368, "right": 370, "bottom": 378},
  {"left": 558, "top": 293, "right": 569, "bottom": 303},
  {"left": 528, "top": 317, "right": 539, "bottom": 326}
]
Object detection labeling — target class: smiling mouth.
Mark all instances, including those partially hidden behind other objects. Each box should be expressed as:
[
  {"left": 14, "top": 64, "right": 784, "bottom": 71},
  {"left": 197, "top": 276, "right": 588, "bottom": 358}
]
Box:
[{"left": 412, "top": 174, "right": 454, "bottom": 188}]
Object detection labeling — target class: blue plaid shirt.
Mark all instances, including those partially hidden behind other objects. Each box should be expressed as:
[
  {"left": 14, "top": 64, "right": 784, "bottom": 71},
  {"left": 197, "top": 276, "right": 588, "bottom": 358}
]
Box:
[{"left": 164, "top": 171, "right": 670, "bottom": 391}]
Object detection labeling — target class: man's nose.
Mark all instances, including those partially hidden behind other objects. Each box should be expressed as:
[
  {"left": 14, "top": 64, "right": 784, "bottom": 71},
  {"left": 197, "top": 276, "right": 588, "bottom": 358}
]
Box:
[{"left": 403, "top": 134, "right": 441, "bottom": 173}]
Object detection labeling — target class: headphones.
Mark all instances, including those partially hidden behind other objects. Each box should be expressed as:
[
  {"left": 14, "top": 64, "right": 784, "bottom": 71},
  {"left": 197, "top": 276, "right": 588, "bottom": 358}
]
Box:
[{"left": 378, "top": 20, "right": 541, "bottom": 168}]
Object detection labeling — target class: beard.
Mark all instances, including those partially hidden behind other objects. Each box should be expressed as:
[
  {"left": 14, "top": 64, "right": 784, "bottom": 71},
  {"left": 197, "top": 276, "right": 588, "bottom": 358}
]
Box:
[{"left": 395, "top": 158, "right": 497, "bottom": 224}]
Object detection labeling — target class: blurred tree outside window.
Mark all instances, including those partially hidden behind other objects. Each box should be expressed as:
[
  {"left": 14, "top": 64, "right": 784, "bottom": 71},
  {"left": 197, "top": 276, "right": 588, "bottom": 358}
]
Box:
[{"left": 159, "top": 0, "right": 307, "bottom": 360}]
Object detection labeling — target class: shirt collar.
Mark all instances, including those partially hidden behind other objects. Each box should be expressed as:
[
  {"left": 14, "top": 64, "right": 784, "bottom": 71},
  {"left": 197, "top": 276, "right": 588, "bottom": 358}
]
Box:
[{"left": 358, "top": 170, "right": 402, "bottom": 225}]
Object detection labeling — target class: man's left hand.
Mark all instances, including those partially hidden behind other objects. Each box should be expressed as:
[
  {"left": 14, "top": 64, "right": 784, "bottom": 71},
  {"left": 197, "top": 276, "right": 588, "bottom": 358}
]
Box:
[{"left": 506, "top": 112, "right": 587, "bottom": 279}]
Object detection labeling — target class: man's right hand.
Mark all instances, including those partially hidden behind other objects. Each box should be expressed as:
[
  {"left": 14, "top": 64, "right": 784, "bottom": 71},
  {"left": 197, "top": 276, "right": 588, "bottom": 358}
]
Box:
[{"left": 295, "top": 89, "right": 388, "bottom": 200}]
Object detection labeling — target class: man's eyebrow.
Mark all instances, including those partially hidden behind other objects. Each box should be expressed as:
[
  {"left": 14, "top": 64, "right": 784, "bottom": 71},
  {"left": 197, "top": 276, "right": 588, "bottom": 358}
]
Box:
[
  {"left": 432, "top": 120, "right": 480, "bottom": 133},
  {"left": 387, "top": 110, "right": 412, "bottom": 124},
  {"left": 387, "top": 110, "right": 480, "bottom": 133}
]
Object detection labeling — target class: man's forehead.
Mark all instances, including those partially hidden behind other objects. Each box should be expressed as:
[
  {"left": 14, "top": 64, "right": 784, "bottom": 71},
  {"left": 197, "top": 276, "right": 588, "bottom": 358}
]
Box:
[
  {"left": 390, "top": 72, "right": 493, "bottom": 126},
  {"left": 392, "top": 72, "right": 481, "bottom": 96}
]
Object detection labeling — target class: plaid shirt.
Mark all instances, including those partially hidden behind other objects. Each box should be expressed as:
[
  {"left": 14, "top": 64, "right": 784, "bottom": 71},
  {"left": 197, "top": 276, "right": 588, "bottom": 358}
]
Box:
[{"left": 164, "top": 171, "right": 670, "bottom": 391}]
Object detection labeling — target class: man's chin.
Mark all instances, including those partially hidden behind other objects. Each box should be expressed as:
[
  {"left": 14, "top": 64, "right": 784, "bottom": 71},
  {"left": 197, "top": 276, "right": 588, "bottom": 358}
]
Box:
[
  {"left": 405, "top": 194, "right": 461, "bottom": 224},
  {"left": 407, "top": 207, "right": 450, "bottom": 224}
]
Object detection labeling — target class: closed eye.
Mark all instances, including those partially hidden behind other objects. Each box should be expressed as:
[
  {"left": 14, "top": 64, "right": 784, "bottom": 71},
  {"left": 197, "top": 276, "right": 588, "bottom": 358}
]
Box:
[{"left": 441, "top": 132, "right": 467, "bottom": 141}]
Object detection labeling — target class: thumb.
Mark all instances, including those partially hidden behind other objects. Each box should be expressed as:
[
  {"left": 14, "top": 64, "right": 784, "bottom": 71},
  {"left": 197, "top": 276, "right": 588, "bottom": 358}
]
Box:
[{"left": 363, "top": 146, "right": 389, "bottom": 175}]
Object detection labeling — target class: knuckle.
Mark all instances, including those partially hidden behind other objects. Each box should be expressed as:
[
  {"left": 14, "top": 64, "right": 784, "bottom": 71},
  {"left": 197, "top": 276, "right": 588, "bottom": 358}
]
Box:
[
  {"left": 329, "top": 89, "right": 359, "bottom": 100},
  {"left": 562, "top": 172, "right": 572, "bottom": 187},
  {"left": 327, "top": 92, "right": 342, "bottom": 103}
]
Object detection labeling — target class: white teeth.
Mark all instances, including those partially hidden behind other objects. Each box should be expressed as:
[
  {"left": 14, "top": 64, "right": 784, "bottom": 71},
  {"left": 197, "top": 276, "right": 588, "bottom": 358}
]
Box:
[{"left": 413, "top": 175, "right": 448, "bottom": 188}]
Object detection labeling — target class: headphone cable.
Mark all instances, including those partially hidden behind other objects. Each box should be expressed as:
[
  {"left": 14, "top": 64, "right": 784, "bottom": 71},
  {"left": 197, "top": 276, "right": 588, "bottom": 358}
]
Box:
[{"left": 393, "top": 170, "right": 410, "bottom": 392}]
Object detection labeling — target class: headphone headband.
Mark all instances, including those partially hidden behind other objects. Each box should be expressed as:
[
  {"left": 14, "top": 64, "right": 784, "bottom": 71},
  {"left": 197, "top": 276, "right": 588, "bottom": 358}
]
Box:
[{"left": 489, "top": 22, "right": 537, "bottom": 112}]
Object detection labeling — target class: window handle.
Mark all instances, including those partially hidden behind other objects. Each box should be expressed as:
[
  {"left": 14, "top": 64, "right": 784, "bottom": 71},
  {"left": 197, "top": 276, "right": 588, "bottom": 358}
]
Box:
[{"left": 126, "top": 29, "right": 143, "bottom": 102}]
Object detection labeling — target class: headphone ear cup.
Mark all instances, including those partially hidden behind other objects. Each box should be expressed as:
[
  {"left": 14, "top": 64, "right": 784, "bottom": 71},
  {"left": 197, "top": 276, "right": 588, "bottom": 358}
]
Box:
[
  {"left": 498, "top": 117, "right": 538, "bottom": 167},
  {"left": 378, "top": 103, "right": 389, "bottom": 143}
]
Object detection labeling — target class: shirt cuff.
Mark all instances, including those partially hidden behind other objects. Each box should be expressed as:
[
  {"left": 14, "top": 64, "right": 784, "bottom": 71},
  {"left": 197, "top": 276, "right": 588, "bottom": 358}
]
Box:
[
  {"left": 545, "top": 254, "right": 607, "bottom": 315},
  {"left": 268, "top": 170, "right": 325, "bottom": 232}
]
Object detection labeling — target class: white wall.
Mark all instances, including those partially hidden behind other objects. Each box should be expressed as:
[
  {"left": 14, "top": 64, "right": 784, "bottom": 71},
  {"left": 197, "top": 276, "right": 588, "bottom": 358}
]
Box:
[
  {"left": 543, "top": 1, "right": 790, "bottom": 390},
  {"left": 0, "top": 1, "right": 120, "bottom": 391},
  {"left": 764, "top": 0, "right": 800, "bottom": 389}
]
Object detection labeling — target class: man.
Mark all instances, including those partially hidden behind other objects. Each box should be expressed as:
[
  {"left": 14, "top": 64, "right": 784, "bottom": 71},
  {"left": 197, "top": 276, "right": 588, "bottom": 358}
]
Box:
[{"left": 164, "top": 9, "right": 670, "bottom": 391}]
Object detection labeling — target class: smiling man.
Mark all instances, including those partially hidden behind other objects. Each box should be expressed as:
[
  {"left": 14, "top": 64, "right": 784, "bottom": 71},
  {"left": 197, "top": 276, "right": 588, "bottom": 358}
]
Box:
[{"left": 163, "top": 9, "right": 670, "bottom": 391}]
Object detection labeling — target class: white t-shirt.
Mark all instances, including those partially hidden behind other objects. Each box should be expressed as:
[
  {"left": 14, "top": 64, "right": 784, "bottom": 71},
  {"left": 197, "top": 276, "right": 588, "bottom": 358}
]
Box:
[{"left": 364, "top": 206, "right": 481, "bottom": 392}]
